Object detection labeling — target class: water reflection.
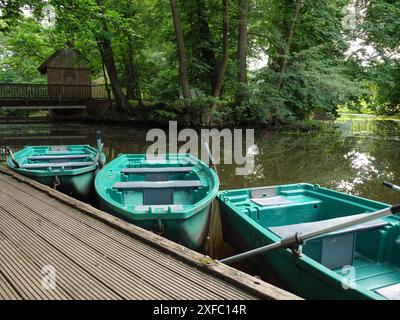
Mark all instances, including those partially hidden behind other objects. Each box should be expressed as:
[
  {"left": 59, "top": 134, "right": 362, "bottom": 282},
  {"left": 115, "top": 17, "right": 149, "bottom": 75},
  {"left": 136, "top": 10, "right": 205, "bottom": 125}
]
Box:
[
  {"left": 1, "top": 116, "right": 400, "bottom": 205},
  {"left": 1, "top": 115, "right": 400, "bottom": 260}
]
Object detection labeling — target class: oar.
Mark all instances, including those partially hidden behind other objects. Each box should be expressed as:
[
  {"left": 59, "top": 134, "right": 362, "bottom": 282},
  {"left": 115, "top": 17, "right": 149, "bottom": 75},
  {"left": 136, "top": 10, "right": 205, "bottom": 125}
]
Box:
[
  {"left": 95, "top": 130, "right": 105, "bottom": 167},
  {"left": 383, "top": 181, "right": 400, "bottom": 192},
  {"left": 6, "top": 147, "right": 20, "bottom": 168},
  {"left": 203, "top": 142, "right": 219, "bottom": 258},
  {"left": 220, "top": 204, "right": 400, "bottom": 265}
]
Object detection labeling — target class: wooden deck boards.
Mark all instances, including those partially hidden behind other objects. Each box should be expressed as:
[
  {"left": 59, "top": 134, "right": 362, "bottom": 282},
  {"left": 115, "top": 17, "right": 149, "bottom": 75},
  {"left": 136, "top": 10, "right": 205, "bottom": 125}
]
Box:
[{"left": 0, "top": 167, "right": 300, "bottom": 300}]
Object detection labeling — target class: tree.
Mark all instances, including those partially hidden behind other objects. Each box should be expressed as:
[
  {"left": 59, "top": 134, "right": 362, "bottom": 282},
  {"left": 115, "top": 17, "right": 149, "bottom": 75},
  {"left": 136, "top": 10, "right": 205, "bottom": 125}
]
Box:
[
  {"left": 95, "top": 0, "right": 133, "bottom": 113},
  {"left": 213, "top": 0, "right": 229, "bottom": 99},
  {"left": 1, "top": 0, "right": 396, "bottom": 125},
  {"left": 359, "top": 0, "right": 400, "bottom": 114},
  {"left": 170, "top": 0, "right": 192, "bottom": 99},
  {"left": 276, "top": 0, "right": 303, "bottom": 91},
  {"left": 236, "top": 0, "right": 248, "bottom": 104}
]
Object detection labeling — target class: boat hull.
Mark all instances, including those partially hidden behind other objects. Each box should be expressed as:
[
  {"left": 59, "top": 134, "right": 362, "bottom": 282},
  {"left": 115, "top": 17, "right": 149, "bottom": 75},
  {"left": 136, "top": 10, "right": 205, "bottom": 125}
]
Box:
[
  {"left": 6, "top": 145, "right": 105, "bottom": 202},
  {"left": 99, "top": 199, "right": 212, "bottom": 251},
  {"left": 15, "top": 168, "right": 98, "bottom": 200},
  {"left": 95, "top": 154, "right": 219, "bottom": 251}
]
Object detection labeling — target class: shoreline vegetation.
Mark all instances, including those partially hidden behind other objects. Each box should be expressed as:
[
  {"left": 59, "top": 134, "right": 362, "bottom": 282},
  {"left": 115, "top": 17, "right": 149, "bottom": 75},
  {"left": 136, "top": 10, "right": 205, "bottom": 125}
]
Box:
[{"left": 0, "top": 1, "right": 399, "bottom": 128}]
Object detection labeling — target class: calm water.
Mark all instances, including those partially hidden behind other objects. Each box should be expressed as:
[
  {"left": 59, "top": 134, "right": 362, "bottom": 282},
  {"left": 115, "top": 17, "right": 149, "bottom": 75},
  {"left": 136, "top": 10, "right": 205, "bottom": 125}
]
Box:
[{"left": 1, "top": 115, "right": 400, "bottom": 263}]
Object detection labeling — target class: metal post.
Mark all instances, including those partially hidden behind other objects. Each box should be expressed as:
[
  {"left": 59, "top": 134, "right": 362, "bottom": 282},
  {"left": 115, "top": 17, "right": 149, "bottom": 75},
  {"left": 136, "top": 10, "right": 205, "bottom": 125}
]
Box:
[{"left": 383, "top": 181, "right": 400, "bottom": 192}]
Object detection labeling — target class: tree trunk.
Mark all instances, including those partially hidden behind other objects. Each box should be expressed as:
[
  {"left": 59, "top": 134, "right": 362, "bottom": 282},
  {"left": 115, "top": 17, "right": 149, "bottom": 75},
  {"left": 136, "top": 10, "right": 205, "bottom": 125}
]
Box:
[
  {"left": 99, "top": 47, "right": 112, "bottom": 101},
  {"left": 236, "top": 0, "right": 248, "bottom": 105},
  {"left": 196, "top": 1, "right": 219, "bottom": 95},
  {"left": 276, "top": 0, "right": 303, "bottom": 91},
  {"left": 170, "top": 0, "right": 192, "bottom": 99},
  {"left": 96, "top": 0, "right": 132, "bottom": 113},
  {"left": 124, "top": 39, "right": 141, "bottom": 103},
  {"left": 213, "top": 0, "right": 229, "bottom": 99}
]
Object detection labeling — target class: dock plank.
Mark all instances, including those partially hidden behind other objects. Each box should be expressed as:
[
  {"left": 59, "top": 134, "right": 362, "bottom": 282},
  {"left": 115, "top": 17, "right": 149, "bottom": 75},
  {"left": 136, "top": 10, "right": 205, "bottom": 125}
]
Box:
[
  {"left": 0, "top": 207, "right": 121, "bottom": 300},
  {"left": 0, "top": 167, "right": 300, "bottom": 300},
  {"left": 0, "top": 270, "right": 22, "bottom": 300},
  {"left": 0, "top": 192, "right": 170, "bottom": 299},
  {"left": 0, "top": 175, "right": 252, "bottom": 299}
]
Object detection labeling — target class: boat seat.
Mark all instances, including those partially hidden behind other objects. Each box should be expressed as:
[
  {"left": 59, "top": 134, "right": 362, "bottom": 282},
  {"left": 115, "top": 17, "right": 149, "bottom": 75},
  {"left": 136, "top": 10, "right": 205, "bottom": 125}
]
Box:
[
  {"left": 135, "top": 204, "right": 184, "bottom": 212},
  {"left": 113, "top": 180, "right": 203, "bottom": 189},
  {"left": 121, "top": 167, "right": 193, "bottom": 174},
  {"left": 28, "top": 155, "right": 89, "bottom": 160},
  {"left": 269, "top": 213, "right": 388, "bottom": 239},
  {"left": 251, "top": 196, "right": 294, "bottom": 206},
  {"left": 115, "top": 180, "right": 204, "bottom": 206},
  {"left": 270, "top": 213, "right": 388, "bottom": 270},
  {"left": 50, "top": 146, "right": 68, "bottom": 151},
  {"left": 122, "top": 167, "right": 194, "bottom": 182},
  {"left": 21, "top": 161, "right": 94, "bottom": 169}
]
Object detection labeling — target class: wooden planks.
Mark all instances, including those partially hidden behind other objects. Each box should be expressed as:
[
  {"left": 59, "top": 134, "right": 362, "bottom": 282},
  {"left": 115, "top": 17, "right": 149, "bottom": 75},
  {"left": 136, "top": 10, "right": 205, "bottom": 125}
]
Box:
[{"left": 0, "top": 167, "right": 300, "bottom": 300}]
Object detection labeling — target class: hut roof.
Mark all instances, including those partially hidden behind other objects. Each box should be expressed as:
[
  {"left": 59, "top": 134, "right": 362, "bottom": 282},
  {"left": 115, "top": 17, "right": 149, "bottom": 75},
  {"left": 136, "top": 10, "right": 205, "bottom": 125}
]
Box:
[{"left": 38, "top": 47, "right": 91, "bottom": 75}]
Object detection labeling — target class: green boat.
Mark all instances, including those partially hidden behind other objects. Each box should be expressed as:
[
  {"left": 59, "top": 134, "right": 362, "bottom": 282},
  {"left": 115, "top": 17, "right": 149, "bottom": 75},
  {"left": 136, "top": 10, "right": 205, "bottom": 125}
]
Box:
[
  {"left": 6, "top": 144, "right": 106, "bottom": 200},
  {"left": 95, "top": 153, "right": 219, "bottom": 251},
  {"left": 217, "top": 183, "right": 400, "bottom": 300}
]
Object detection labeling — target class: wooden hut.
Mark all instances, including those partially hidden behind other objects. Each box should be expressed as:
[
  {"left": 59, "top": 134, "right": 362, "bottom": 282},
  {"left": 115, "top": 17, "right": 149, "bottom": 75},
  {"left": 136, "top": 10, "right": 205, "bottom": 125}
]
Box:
[{"left": 38, "top": 46, "right": 92, "bottom": 99}]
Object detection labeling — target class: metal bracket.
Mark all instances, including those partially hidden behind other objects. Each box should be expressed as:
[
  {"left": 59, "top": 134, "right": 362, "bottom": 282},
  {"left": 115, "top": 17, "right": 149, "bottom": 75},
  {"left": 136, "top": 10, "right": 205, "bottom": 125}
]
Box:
[
  {"left": 53, "top": 176, "right": 60, "bottom": 189},
  {"left": 155, "top": 219, "right": 164, "bottom": 235},
  {"left": 250, "top": 186, "right": 277, "bottom": 199}
]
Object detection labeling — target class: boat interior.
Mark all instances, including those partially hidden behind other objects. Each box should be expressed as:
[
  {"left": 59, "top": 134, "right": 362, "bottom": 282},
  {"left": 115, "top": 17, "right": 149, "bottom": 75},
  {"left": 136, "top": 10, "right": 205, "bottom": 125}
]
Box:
[
  {"left": 225, "top": 184, "right": 400, "bottom": 298},
  {"left": 14, "top": 145, "right": 97, "bottom": 170},
  {"left": 105, "top": 158, "right": 211, "bottom": 210}
]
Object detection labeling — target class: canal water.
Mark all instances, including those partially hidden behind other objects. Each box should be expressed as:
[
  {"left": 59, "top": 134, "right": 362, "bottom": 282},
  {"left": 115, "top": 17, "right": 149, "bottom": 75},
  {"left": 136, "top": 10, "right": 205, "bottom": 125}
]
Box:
[{"left": 1, "top": 114, "right": 400, "bottom": 273}]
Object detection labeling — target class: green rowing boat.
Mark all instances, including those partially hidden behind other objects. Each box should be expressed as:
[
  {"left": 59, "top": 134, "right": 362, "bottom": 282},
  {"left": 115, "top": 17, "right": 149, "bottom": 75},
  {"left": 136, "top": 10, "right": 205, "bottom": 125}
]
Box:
[
  {"left": 217, "top": 183, "right": 400, "bottom": 300},
  {"left": 6, "top": 144, "right": 106, "bottom": 200},
  {"left": 95, "top": 153, "right": 219, "bottom": 251}
]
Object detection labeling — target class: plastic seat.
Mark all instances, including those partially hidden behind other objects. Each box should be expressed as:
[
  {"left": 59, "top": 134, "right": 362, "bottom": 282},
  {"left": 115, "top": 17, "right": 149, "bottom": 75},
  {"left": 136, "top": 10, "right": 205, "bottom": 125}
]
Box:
[
  {"left": 113, "top": 180, "right": 203, "bottom": 189},
  {"left": 21, "top": 161, "right": 94, "bottom": 169},
  {"left": 121, "top": 167, "right": 193, "bottom": 174}
]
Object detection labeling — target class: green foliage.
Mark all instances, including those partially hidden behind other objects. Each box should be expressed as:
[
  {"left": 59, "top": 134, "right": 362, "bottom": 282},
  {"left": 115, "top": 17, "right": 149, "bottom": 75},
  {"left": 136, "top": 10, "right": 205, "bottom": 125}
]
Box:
[
  {"left": 243, "top": 0, "right": 365, "bottom": 123},
  {"left": 0, "top": 0, "right": 398, "bottom": 125},
  {"left": 0, "top": 17, "right": 63, "bottom": 83},
  {"left": 354, "top": 0, "right": 400, "bottom": 115},
  {"left": 150, "top": 109, "right": 178, "bottom": 122}
]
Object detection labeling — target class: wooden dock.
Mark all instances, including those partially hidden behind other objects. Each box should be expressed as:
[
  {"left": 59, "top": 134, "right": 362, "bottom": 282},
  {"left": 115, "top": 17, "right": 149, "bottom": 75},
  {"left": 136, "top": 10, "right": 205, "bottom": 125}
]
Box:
[{"left": 0, "top": 167, "right": 299, "bottom": 300}]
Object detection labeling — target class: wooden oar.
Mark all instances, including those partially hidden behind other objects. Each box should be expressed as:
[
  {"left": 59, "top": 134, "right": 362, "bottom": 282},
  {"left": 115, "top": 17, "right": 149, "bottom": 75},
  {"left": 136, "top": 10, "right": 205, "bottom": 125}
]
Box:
[
  {"left": 6, "top": 147, "right": 20, "bottom": 168},
  {"left": 220, "top": 204, "right": 400, "bottom": 265},
  {"left": 383, "top": 181, "right": 400, "bottom": 192}
]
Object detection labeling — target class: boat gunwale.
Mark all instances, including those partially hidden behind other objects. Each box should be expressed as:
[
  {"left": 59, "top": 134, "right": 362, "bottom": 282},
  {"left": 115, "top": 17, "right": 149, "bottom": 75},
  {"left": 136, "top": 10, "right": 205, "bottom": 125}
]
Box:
[
  {"left": 6, "top": 145, "right": 105, "bottom": 177},
  {"left": 95, "top": 153, "right": 220, "bottom": 220}
]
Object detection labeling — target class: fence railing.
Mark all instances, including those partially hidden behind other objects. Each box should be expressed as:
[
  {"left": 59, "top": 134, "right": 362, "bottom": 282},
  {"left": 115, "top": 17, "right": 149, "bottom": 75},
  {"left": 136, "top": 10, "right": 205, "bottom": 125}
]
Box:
[{"left": 0, "top": 83, "right": 111, "bottom": 100}]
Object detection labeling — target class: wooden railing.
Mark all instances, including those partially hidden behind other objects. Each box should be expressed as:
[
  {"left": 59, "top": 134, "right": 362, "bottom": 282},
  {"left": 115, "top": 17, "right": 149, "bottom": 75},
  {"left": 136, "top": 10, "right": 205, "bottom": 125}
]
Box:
[{"left": 0, "top": 83, "right": 111, "bottom": 100}]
